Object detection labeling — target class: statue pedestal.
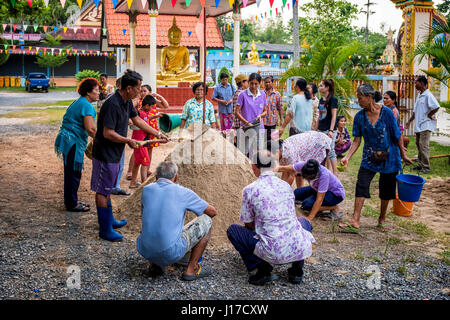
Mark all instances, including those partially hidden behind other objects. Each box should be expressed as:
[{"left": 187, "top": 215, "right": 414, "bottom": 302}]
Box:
[{"left": 156, "top": 87, "right": 218, "bottom": 114}]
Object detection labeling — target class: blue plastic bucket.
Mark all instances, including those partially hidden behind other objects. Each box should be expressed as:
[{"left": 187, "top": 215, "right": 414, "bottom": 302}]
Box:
[{"left": 396, "top": 174, "right": 426, "bottom": 203}]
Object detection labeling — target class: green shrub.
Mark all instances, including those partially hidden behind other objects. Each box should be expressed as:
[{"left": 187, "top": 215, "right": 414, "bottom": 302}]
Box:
[
  {"left": 217, "top": 67, "right": 232, "bottom": 84},
  {"left": 75, "top": 70, "right": 101, "bottom": 83}
]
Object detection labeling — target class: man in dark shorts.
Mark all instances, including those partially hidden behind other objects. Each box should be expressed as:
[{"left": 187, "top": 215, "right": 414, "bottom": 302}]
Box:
[{"left": 91, "top": 69, "right": 169, "bottom": 242}]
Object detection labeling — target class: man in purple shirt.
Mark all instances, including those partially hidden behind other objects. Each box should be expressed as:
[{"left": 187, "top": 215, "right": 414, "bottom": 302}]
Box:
[
  {"left": 276, "top": 159, "right": 345, "bottom": 222},
  {"left": 227, "top": 151, "right": 315, "bottom": 286}
]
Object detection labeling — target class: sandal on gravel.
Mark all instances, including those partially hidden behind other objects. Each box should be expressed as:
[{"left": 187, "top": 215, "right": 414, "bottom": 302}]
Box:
[
  {"left": 126, "top": 173, "right": 132, "bottom": 181},
  {"left": 129, "top": 182, "right": 142, "bottom": 189},
  {"left": 68, "top": 203, "right": 90, "bottom": 212},
  {"left": 338, "top": 222, "right": 359, "bottom": 234},
  {"left": 79, "top": 202, "right": 90, "bottom": 207},
  {"left": 376, "top": 223, "right": 388, "bottom": 232},
  {"left": 182, "top": 265, "right": 211, "bottom": 281}
]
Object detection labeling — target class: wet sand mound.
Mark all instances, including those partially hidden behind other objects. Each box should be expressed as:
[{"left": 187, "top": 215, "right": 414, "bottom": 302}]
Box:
[{"left": 116, "top": 125, "right": 256, "bottom": 246}]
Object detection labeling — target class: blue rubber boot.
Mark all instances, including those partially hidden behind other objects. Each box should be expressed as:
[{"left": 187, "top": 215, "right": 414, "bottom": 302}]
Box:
[
  {"left": 107, "top": 200, "right": 127, "bottom": 229},
  {"left": 97, "top": 207, "right": 123, "bottom": 242}
]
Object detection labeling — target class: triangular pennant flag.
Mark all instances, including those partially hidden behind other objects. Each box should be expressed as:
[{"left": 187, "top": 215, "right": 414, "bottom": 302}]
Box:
[
  {"left": 3, "top": 44, "right": 7, "bottom": 50},
  {"left": 288, "top": 3, "right": 290, "bottom": 10},
  {"left": 0, "top": 50, "right": 3, "bottom": 54},
  {"left": 11, "top": 0, "right": 15, "bottom": 8},
  {"left": 93, "top": 28, "right": 98, "bottom": 35},
  {"left": 186, "top": 0, "right": 191, "bottom": 6},
  {"left": 29, "top": 46, "right": 32, "bottom": 51},
  {"left": 228, "top": 0, "right": 234, "bottom": 8},
  {"left": 66, "top": 49, "right": 70, "bottom": 54},
  {"left": 23, "top": 25, "right": 28, "bottom": 31},
  {"left": 243, "top": 0, "right": 248, "bottom": 7},
  {"left": 60, "top": 0, "right": 66, "bottom": 8},
  {"left": 282, "top": 0, "right": 287, "bottom": 6},
  {"left": 82, "top": 27, "right": 87, "bottom": 33},
  {"left": 63, "top": 27, "right": 67, "bottom": 33},
  {"left": 12, "top": 45, "right": 16, "bottom": 50},
  {"left": 265, "top": 12, "right": 267, "bottom": 18},
  {"left": 33, "top": 24, "right": 38, "bottom": 32},
  {"left": 188, "top": 31, "right": 192, "bottom": 37},
  {"left": 256, "top": 0, "right": 261, "bottom": 7},
  {"left": 266, "top": 54, "right": 270, "bottom": 58},
  {"left": 123, "top": 29, "right": 127, "bottom": 35},
  {"left": 43, "top": 26, "right": 48, "bottom": 32},
  {"left": 27, "top": 0, "right": 32, "bottom": 8},
  {"left": 73, "top": 27, "right": 79, "bottom": 33},
  {"left": 200, "top": 0, "right": 206, "bottom": 8},
  {"left": 112, "top": 0, "right": 118, "bottom": 8},
  {"left": 214, "top": 0, "right": 220, "bottom": 8},
  {"left": 171, "top": 0, "right": 177, "bottom": 7},
  {"left": 276, "top": 8, "right": 278, "bottom": 15},
  {"left": 93, "top": 0, "right": 99, "bottom": 7},
  {"left": 53, "top": 26, "right": 58, "bottom": 33},
  {"left": 127, "top": 0, "right": 133, "bottom": 9},
  {"left": 269, "top": 0, "right": 274, "bottom": 7},
  {"left": 156, "top": 0, "right": 163, "bottom": 8},
  {"left": 280, "top": 54, "right": 284, "bottom": 59},
  {"left": 77, "top": 0, "right": 82, "bottom": 8},
  {"left": 20, "top": 46, "right": 24, "bottom": 51},
  {"left": 293, "top": 0, "right": 296, "bottom": 5},
  {"left": 2, "top": 24, "right": 7, "bottom": 31},
  {"left": 13, "top": 24, "right": 17, "bottom": 31},
  {"left": 102, "top": 28, "right": 107, "bottom": 35},
  {"left": 36, "top": 47, "right": 40, "bottom": 51}
]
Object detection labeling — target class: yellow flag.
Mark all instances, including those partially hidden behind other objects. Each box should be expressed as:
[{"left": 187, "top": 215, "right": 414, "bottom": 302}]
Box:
[
  {"left": 228, "top": 0, "right": 234, "bottom": 7},
  {"left": 63, "top": 27, "right": 68, "bottom": 33},
  {"left": 77, "top": 0, "right": 82, "bottom": 8},
  {"left": 127, "top": 0, "right": 133, "bottom": 8}
]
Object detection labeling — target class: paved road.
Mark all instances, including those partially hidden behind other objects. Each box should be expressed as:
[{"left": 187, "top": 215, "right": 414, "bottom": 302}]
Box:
[{"left": 0, "top": 91, "right": 79, "bottom": 114}]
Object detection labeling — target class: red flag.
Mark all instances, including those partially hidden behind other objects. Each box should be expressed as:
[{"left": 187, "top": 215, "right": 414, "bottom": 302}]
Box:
[
  {"left": 13, "top": 24, "right": 17, "bottom": 31},
  {"left": 171, "top": 0, "right": 177, "bottom": 7},
  {"left": 27, "top": 0, "right": 32, "bottom": 7},
  {"left": 195, "top": 7, "right": 205, "bottom": 48},
  {"left": 269, "top": 0, "right": 274, "bottom": 7}
]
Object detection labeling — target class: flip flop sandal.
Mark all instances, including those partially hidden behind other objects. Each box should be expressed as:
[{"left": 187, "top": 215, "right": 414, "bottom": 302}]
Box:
[
  {"left": 129, "top": 182, "right": 142, "bottom": 189},
  {"left": 126, "top": 173, "right": 132, "bottom": 180},
  {"left": 338, "top": 222, "right": 359, "bottom": 234},
  {"left": 79, "top": 202, "right": 90, "bottom": 207},
  {"left": 376, "top": 224, "right": 388, "bottom": 232},
  {"left": 68, "top": 203, "right": 90, "bottom": 212},
  {"left": 182, "top": 265, "right": 212, "bottom": 281}
]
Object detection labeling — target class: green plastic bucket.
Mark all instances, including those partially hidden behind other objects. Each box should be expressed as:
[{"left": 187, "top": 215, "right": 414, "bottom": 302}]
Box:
[{"left": 159, "top": 113, "right": 182, "bottom": 132}]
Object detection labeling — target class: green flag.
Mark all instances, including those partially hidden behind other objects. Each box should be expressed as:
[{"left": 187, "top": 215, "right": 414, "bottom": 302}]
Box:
[
  {"left": 282, "top": 0, "right": 287, "bottom": 7},
  {"left": 102, "top": 28, "right": 107, "bottom": 35},
  {"left": 34, "top": 25, "right": 38, "bottom": 32},
  {"left": 186, "top": 0, "right": 191, "bottom": 6},
  {"left": 11, "top": 0, "right": 15, "bottom": 8}
]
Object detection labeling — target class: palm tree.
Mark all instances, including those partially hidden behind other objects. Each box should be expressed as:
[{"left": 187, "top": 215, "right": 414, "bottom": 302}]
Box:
[
  {"left": 413, "top": 19, "right": 449, "bottom": 87},
  {"left": 280, "top": 41, "right": 368, "bottom": 118}
]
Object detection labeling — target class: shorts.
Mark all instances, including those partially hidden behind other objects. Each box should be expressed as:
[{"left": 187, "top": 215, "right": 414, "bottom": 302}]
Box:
[
  {"left": 91, "top": 158, "right": 120, "bottom": 196},
  {"left": 355, "top": 166, "right": 398, "bottom": 200},
  {"left": 134, "top": 146, "right": 150, "bottom": 166},
  {"left": 321, "top": 130, "right": 337, "bottom": 162},
  {"left": 182, "top": 214, "right": 212, "bottom": 252}
]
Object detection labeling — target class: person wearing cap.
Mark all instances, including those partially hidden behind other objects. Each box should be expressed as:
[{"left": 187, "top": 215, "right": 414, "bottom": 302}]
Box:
[
  {"left": 212, "top": 72, "right": 236, "bottom": 132},
  {"left": 232, "top": 74, "right": 249, "bottom": 129}
]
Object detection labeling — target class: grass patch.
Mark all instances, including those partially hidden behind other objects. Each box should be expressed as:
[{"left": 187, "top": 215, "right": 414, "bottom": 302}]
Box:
[
  {"left": 0, "top": 108, "right": 65, "bottom": 125},
  {"left": 370, "top": 257, "right": 381, "bottom": 263},
  {"left": 20, "top": 100, "right": 74, "bottom": 108},
  {"left": 362, "top": 205, "right": 379, "bottom": 218},
  {"left": 440, "top": 249, "right": 450, "bottom": 265},
  {"left": 353, "top": 248, "right": 365, "bottom": 260}
]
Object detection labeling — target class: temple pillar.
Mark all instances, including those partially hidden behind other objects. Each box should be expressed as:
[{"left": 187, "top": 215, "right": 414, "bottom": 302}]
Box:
[
  {"left": 149, "top": 9, "right": 158, "bottom": 92},
  {"left": 129, "top": 21, "right": 137, "bottom": 71},
  {"left": 232, "top": 13, "right": 241, "bottom": 82}
]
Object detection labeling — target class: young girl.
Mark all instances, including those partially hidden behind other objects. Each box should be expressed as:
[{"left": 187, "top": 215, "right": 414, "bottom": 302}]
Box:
[
  {"left": 129, "top": 95, "right": 161, "bottom": 188},
  {"left": 383, "top": 90, "right": 410, "bottom": 150},
  {"left": 127, "top": 85, "right": 169, "bottom": 180},
  {"left": 334, "top": 116, "right": 352, "bottom": 157}
]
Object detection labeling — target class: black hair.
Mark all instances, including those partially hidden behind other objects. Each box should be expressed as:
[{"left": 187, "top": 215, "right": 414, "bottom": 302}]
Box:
[
  {"left": 142, "top": 84, "right": 152, "bottom": 92},
  {"left": 121, "top": 69, "right": 143, "bottom": 89},
  {"left": 264, "top": 75, "right": 274, "bottom": 82},
  {"left": 301, "top": 159, "right": 320, "bottom": 179},
  {"left": 100, "top": 73, "right": 108, "bottom": 78},
  {"left": 416, "top": 75, "right": 428, "bottom": 86},
  {"left": 296, "top": 78, "right": 311, "bottom": 100},
  {"left": 374, "top": 91, "right": 383, "bottom": 103},
  {"left": 142, "top": 95, "right": 157, "bottom": 107},
  {"left": 252, "top": 150, "right": 275, "bottom": 170},
  {"left": 192, "top": 82, "right": 208, "bottom": 94},
  {"left": 384, "top": 90, "right": 397, "bottom": 108},
  {"left": 219, "top": 72, "right": 229, "bottom": 80},
  {"left": 308, "top": 82, "right": 318, "bottom": 95},
  {"left": 78, "top": 78, "right": 99, "bottom": 96},
  {"left": 321, "top": 79, "right": 335, "bottom": 108},
  {"left": 336, "top": 115, "right": 346, "bottom": 124},
  {"left": 248, "top": 73, "right": 262, "bottom": 83},
  {"left": 115, "top": 77, "right": 122, "bottom": 87}
]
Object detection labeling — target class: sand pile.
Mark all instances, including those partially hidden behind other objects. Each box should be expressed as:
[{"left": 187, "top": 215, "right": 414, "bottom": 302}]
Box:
[{"left": 116, "top": 124, "right": 256, "bottom": 246}]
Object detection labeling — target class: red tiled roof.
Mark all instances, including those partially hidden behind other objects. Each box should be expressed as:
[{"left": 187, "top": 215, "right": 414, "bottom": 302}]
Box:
[{"left": 104, "top": 0, "right": 224, "bottom": 48}]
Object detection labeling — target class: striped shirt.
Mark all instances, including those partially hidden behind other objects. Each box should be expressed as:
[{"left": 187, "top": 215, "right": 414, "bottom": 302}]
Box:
[{"left": 262, "top": 89, "right": 283, "bottom": 126}]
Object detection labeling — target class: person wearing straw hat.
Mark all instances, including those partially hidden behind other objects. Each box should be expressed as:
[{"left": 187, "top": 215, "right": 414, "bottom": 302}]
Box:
[{"left": 339, "top": 84, "right": 412, "bottom": 234}]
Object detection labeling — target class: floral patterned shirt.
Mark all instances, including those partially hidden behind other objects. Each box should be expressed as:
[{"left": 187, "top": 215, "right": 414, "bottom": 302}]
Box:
[
  {"left": 240, "top": 171, "right": 315, "bottom": 264},
  {"left": 181, "top": 98, "right": 216, "bottom": 128},
  {"left": 282, "top": 131, "right": 332, "bottom": 165}
]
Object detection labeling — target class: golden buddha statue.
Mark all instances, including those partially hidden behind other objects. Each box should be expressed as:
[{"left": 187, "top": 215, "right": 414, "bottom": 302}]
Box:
[
  {"left": 157, "top": 17, "right": 201, "bottom": 86},
  {"left": 247, "top": 40, "right": 265, "bottom": 66}
]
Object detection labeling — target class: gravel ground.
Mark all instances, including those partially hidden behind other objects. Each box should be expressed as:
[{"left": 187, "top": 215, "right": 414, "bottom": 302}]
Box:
[{"left": 0, "top": 124, "right": 449, "bottom": 300}]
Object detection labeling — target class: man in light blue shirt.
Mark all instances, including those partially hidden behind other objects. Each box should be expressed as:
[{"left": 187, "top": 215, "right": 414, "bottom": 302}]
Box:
[
  {"left": 137, "top": 161, "right": 217, "bottom": 280},
  {"left": 406, "top": 76, "right": 440, "bottom": 173},
  {"left": 212, "top": 72, "right": 236, "bottom": 131}
]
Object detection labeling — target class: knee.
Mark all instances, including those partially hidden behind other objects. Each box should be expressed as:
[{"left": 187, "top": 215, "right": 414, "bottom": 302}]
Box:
[{"left": 226, "top": 224, "right": 240, "bottom": 240}]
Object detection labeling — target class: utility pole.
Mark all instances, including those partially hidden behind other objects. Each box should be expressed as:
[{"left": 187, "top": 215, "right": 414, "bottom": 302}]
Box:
[{"left": 361, "top": 0, "right": 376, "bottom": 44}]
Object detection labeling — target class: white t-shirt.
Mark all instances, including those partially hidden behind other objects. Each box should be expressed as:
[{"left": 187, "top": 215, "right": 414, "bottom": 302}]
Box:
[{"left": 414, "top": 89, "right": 439, "bottom": 133}]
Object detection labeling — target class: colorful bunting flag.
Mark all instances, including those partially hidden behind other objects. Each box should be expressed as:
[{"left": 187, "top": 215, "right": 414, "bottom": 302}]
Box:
[
  {"left": 156, "top": 0, "right": 163, "bottom": 9},
  {"left": 43, "top": 26, "right": 48, "bottom": 32},
  {"left": 200, "top": 0, "right": 206, "bottom": 8},
  {"left": 93, "top": 0, "right": 99, "bottom": 7},
  {"left": 256, "top": 0, "right": 261, "bottom": 7},
  {"left": 127, "top": 0, "right": 133, "bottom": 9},
  {"left": 243, "top": 0, "right": 248, "bottom": 7},
  {"left": 63, "top": 27, "right": 67, "bottom": 33},
  {"left": 112, "top": 0, "right": 118, "bottom": 8},
  {"left": 2, "top": 24, "right": 6, "bottom": 31},
  {"left": 33, "top": 25, "right": 38, "bottom": 32},
  {"left": 27, "top": 0, "right": 32, "bottom": 8},
  {"left": 77, "top": 0, "right": 83, "bottom": 8},
  {"left": 269, "top": 0, "right": 274, "bottom": 8},
  {"left": 214, "top": 0, "right": 220, "bottom": 8},
  {"left": 171, "top": 0, "right": 177, "bottom": 8},
  {"left": 53, "top": 26, "right": 58, "bottom": 33},
  {"left": 23, "top": 25, "right": 28, "bottom": 31},
  {"left": 102, "top": 28, "right": 107, "bottom": 35},
  {"left": 13, "top": 24, "right": 17, "bottom": 32},
  {"left": 195, "top": 7, "right": 205, "bottom": 48},
  {"left": 123, "top": 29, "right": 127, "bottom": 35},
  {"left": 73, "top": 27, "right": 79, "bottom": 33},
  {"left": 140, "top": 0, "right": 146, "bottom": 9},
  {"left": 228, "top": 0, "right": 234, "bottom": 8},
  {"left": 60, "top": 0, "right": 66, "bottom": 8},
  {"left": 188, "top": 31, "right": 192, "bottom": 37},
  {"left": 186, "top": 0, "right": 191, "bottom": 6},
  {"left": 93, "top": 28, "right": 98, "bottom": 35}
]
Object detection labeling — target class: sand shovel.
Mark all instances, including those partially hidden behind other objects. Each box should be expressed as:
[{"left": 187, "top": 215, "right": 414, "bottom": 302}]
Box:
[
  {"left": 190, "top": 123, "right": 211, "bottom": 142},
  {"left": 134, "top": 139, "right": 166, "bottom": 147}
]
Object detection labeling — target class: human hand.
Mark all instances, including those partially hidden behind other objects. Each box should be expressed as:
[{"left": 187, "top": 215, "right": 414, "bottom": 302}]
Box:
[
  {"left": 340, "top": 157, "right": 349, "bottom": 167},
  {"left": 278, "top": 128, "right": 284, "bottom": 137},
  {"left": 227, "top": 99, "right": 233, "bottom": 105},
  {"left": 127, "top": 139, "right": 139, "bottom": 149},
  {"left": 403, "top": 155, "right": 413, "bottom": 165},
  {"left": 404, "top": 121, "right": 410, "bottom": 130},
  {"left": 428, "top": 114, "right": 437, "bottom": 120},
  {"left": 159, "top": 133, "right": 170, "bottom": 143},
  {"left": 327, "top": 131, "right": 334, "bottom": 138}
]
